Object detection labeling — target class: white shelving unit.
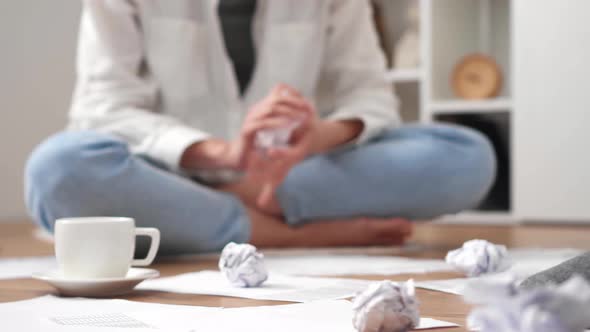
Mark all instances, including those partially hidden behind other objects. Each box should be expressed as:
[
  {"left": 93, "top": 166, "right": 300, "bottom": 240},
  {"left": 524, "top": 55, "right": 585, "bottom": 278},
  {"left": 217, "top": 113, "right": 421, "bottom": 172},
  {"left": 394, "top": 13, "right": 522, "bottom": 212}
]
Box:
[
  {"left": 430, "top": 98, "right": 512, "bottom": 114},
  {"left": 377, "top": 0, "right": 590, "bottom": 224},
  {"left": 376, "top": 0, "right": 515, "bottom": 223}
]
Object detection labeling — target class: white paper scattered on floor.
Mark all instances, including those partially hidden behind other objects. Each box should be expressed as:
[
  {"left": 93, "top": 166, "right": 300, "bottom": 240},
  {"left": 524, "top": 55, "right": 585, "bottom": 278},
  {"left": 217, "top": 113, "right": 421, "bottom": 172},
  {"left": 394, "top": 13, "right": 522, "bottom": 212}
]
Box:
[
  {"left": 148, "top": 300, "right": 458, "bottom": 332},
  {"left": 415, "top": 278, "right": 471, "bottom": 296},
  {"left": 0, "top": 256, "right": 57, "bottom": 279},
  {"left": 0, "top": 249, "right": 446, "bottom": 282},
  {"left": 0, "top": 295, "right": 204, "bottom": 331},
  {"left": 264, "top": 254, "right": 453, "bottom": 276},
  {"left": 417, "top": 317, "right": 459, "bottom": 330},
  {"left": 0, "top": 295, "right": 215, "bottom": 318},
  {"left": 0, "top": 296, "right": 458, "bottom": 332},
  {"left": 417, "top": 248, "right": 584, "bottom": 295},
  {"left": 138, "top": 270, "right": 373, "bottom": 302}
]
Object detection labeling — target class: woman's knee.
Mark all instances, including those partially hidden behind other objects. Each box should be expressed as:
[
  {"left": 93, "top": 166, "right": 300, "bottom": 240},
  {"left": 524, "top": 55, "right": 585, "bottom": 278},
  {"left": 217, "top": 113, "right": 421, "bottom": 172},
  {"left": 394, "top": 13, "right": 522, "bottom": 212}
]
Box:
[
  {"left": 25, "top": 131, "right": 130, "bottom": 230},
  {"left": 426, "top": 125, "right": 497, "bottom": 215},
  {"left": 374, "top": 124, "right": 497, "bottom": 218},
  {"left": 454, "top": 126, "right": 497, "bottom": 196}
]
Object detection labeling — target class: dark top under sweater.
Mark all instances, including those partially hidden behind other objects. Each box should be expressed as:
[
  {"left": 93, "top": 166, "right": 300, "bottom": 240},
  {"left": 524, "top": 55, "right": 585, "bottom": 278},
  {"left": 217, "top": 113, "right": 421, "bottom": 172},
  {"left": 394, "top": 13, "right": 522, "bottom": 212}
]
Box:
[{"left": 218, "top": 0, "right": 257, "bottom": 95}]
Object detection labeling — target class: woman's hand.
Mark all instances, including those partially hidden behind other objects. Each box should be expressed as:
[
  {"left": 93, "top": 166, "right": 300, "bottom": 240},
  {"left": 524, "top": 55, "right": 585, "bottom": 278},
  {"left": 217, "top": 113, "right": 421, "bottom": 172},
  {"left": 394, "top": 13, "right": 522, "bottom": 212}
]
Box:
[
  {"left": 182, "top": 83, "right": 366, "bottom": 214},
  {"left": 240, "top": 85, "right": 317, "bottom": 207},
  {"left": 180, "top": 138, "right": 240, "bottom": 170},
  {"left": 180, "top": 84, "right": 314, "bottom": 171}
]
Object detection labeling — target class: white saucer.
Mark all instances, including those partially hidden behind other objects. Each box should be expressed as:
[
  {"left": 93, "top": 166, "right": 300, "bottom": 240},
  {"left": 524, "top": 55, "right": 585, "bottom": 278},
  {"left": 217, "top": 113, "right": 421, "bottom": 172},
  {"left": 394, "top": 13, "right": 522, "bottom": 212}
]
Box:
[{"left": 32, "top": 268, "right": 160, "bottom": 297}]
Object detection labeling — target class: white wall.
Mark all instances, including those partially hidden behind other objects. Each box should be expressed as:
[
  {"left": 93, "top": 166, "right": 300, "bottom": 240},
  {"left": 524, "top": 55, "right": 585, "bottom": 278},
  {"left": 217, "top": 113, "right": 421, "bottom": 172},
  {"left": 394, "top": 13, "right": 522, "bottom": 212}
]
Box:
[
  {"left": 0, "top": 1, "right": 81, "bottom": 221},
  {"left": 513, "top": 0, "right": 590, "bottom": 222}
]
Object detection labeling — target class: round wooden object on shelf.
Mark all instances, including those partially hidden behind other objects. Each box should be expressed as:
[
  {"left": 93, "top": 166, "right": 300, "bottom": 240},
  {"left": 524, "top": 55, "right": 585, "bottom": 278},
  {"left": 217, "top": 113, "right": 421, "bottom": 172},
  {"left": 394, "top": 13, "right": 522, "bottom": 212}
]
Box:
[{"left": 452, "top": 54, "right": 503, "bottom": 99}]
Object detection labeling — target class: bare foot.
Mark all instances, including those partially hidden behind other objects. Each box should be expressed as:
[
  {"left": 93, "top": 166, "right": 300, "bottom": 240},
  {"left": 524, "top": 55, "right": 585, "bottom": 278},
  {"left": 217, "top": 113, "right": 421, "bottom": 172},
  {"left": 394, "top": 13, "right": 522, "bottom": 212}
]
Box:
[
  {"left": 247, "top": 207, "right": 413, "bottom": 248},
  {"left": 219, "top": 177, "right": 283, "bottom": 216}
]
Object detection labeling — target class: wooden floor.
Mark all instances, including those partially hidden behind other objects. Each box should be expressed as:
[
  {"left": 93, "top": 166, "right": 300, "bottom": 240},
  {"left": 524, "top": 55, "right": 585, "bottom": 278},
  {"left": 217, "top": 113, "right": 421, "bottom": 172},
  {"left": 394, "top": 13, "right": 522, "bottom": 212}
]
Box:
[{"left": 1, "top": 221, "right": 589, "bottom": 331}]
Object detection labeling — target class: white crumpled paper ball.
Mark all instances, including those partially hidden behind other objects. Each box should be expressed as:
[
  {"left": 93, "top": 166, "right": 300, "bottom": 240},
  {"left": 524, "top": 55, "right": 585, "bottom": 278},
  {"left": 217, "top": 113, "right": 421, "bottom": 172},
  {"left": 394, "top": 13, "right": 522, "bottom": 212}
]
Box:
[
  {"left": 255, "top": 120, "right": 301, "bottom": 150},
  {"left": 445, "top": 239, "right": 512, "bottom": 277},
  {"left": 464, "top": 275, "right": 590, "bottom": 332},
  {"left": 218, "top": 242, "right": 268, "bottom": 287},
  {"left": 352, "top": 280, "right": 420, "bottom": 332},
  {"left": 254, "top": 90, "right": 303, "bottom": 150}
]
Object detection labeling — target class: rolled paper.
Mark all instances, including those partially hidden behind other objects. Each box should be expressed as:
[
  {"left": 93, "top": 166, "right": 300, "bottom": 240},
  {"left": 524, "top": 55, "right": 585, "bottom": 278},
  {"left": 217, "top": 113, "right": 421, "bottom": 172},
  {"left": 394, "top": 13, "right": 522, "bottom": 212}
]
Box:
[
  {"left": 445, "top": 239, "right": 512, "bottom": 277},
  {"left": 464, "top": 275, "right": 590, "bottom": 332},
  {"left": 352, "top": 280, "right": 420, "bottom": 332},
  {"left": 218, "top": 242, "right": 268, "bottom": 287}
]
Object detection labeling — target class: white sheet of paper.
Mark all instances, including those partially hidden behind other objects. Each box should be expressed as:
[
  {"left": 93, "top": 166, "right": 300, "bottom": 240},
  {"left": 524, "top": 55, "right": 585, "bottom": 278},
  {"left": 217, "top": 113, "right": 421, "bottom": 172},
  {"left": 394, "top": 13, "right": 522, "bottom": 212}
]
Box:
[
  {"left": 0, "top": 309, "right": 162, "bottom": 332},
  {"left": 418, "top": 317, "right": 459, "bottom": 329},
  {"left": 138, "top": 270, "right": 373, "bottom": 302},
  {"left": 502, "top": 248, "right": 584, "bottom": 279},
  {"left": 264, "top": 254, "right": 453, "bottom": 276},
  {"left": 0, "top": 247, "right": 445, "bottom": 281},
  {"left": 416, "top": 248, "right": 584, "bottom": 295},
  {"left": 0, "top": 296, "right": 457, "bottom": 332},
  {"left": 133, "top": 300, "right": 458, "bottom": 332},
  {"left": 0, "top": 295, "right": 212, "bottom": 332},
  {"left": 0, "top": 256, "right": 57, "bottom": 279},
  {"left": 415, "top": 278, "right": 470, "bottom": 296}
]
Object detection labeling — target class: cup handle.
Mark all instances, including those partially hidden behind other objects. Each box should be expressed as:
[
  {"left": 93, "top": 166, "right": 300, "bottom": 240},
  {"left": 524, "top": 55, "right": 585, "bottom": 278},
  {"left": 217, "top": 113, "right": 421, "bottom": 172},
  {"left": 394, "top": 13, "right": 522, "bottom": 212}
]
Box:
[{"left": 132, "top": 228, "right": 160, "bottom": 266}]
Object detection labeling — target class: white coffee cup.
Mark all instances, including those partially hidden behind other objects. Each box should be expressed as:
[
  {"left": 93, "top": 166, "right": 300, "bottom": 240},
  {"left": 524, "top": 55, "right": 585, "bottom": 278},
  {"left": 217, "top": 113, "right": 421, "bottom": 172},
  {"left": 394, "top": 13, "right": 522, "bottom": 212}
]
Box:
[{"left": 55, "top": 217, "right": 160, "bottom": 279}]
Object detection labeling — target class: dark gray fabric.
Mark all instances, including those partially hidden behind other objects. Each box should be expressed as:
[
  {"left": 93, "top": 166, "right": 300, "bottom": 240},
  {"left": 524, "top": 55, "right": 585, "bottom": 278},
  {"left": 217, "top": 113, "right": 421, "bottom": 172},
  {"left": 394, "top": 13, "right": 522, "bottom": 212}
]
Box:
[
  {"left": 520, "top": 251, "right": 590, "bottom": 289},
  {"left": 218, "top": 0, "right": 257, "bottom": 94}
]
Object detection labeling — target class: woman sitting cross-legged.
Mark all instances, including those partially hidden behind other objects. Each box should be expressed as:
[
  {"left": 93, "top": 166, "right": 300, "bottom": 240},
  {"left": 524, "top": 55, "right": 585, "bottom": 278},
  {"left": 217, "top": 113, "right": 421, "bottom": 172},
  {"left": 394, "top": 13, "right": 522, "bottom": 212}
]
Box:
[{"left": 25, "top": 0, "right": 496, "bottom": 255}]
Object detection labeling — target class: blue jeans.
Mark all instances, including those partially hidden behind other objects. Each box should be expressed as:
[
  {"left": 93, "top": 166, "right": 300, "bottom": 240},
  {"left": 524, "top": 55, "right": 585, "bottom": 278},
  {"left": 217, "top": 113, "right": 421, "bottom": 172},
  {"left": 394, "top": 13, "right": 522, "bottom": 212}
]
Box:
[{"left": 25, "top": 124, "right": 496, "bottom": 254}]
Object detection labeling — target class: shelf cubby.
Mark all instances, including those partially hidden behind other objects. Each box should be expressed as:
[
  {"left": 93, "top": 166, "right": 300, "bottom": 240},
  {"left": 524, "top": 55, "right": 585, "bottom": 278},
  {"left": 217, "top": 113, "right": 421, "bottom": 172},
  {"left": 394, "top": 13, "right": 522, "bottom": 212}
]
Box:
[
  {"left": 430, "top": 0, "right": 511, "bottom": 101},
  {"left": 429, "top": 97, "right": 512, "bottom": 114}
]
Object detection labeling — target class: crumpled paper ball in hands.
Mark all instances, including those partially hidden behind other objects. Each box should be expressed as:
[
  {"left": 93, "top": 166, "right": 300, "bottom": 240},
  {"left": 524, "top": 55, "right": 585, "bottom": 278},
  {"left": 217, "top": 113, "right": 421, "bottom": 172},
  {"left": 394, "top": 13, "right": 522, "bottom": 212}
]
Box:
[
  {"left": 464, "top": 275, "right": 590, "bottom": 332},
  {"left": 255, "top": 120, "right": 301, "bottom": 150},
  {"left": 352, "top": 280, "right": 420, "bottom": 332},
  {"left": 218, "top": 242, "right": 268, "bottom": 287},
  {"left": 445, "top": 239, "right": 512, "bottom": 277},
  {"left": 254, "top": 89, "right": 305, "bottom": 150}
]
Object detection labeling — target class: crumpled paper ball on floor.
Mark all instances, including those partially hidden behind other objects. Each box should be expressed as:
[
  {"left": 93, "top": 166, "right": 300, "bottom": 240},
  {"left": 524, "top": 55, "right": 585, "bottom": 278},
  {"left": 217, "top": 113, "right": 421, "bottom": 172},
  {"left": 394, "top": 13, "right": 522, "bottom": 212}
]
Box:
[
  {"left": 218, "top": 242, "right": 268, "bottom": 287},
  {"left": 445, "top": 239, "right": 512, "bottom": 277},
  {"left": 464, "top": 275, "right": 590, "bottom": 332},
  {"left": 352, "top": 280, "right": 420, "bottom": 332}
]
